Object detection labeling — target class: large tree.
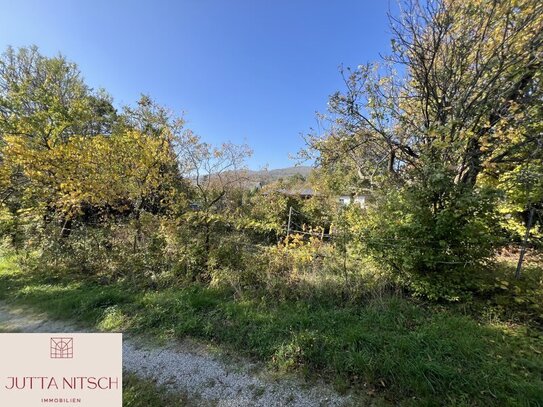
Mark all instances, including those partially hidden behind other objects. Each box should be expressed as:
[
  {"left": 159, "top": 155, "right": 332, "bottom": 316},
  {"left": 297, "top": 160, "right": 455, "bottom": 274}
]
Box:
[
  {"left": 309, "top": 0, "right": 542, "bottom": 188},
  {"left": 0, "top": 48, "right": 182, "bottom": 238},
  {"left": 305, "top": 0, "right": 543, "bottom": 298}
]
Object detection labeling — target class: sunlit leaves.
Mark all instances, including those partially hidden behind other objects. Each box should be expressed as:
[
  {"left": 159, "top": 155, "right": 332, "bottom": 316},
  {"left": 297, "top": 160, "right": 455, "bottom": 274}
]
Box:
[{"left": 2, "top": 129, "right": 176, "bottom": 217}]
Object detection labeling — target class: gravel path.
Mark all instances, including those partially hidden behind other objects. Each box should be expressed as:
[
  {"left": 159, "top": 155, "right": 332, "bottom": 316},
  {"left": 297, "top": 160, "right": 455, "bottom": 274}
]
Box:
[{"left": 0, "top": 303, "right": 352, "bottom": 406}]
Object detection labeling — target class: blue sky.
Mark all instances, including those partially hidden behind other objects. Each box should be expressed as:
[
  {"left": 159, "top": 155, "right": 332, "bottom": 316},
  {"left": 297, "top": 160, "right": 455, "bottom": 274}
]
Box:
[{"left": 0, "top": 0, "right": 395, "bottom": 169}]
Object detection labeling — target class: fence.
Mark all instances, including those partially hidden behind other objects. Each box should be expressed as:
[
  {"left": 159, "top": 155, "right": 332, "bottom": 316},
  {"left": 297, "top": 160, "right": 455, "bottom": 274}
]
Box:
[{"left": 284, "top": 206, "right": 542, "bottom": 277}]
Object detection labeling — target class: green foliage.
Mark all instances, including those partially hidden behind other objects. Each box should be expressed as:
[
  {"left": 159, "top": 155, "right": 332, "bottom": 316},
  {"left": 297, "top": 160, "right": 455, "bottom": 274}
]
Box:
[
  {"left": 303, "top": 0, "right": 543, "bottom": 298},
  {"left": 357, "top": 166, "right": 503, "bottom": 300},
  {"left": 247, "top": 191, "right": 289, "bottom": 234},
  {"left": 471, "top": 255, "right": 543, "bottom": 323},
  {"left": 1, "top": 31, "right": 543, "bottom": 407},
  {"left": 484, "top": 162, "right": 543, "bottom": 242}
]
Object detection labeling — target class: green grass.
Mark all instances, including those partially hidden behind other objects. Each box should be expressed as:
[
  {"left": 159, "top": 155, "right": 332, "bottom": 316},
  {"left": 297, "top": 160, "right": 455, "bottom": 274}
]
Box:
[
  {"left": 1, "top": 255, "right": 542, "bottom": 406},
  {"left": 123, "top": 373, "right": 193, "bottom": 406}
]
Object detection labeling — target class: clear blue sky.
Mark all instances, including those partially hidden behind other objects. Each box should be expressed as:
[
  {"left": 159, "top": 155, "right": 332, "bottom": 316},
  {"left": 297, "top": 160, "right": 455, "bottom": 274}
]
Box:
[{"left": 0, "top": 0, "right": 395, "bottom": 169}]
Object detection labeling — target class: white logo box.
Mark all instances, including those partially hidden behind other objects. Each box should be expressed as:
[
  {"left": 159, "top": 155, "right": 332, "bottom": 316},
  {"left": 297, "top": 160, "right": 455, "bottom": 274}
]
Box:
[{"left": 0, "top": 333, "right": 122, "bottom": 406}]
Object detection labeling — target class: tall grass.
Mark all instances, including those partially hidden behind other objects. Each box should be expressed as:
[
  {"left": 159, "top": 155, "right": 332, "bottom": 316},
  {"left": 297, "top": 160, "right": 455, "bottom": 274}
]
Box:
[{"left": 1, "top": 254, "right": 542, "bottom": 405}]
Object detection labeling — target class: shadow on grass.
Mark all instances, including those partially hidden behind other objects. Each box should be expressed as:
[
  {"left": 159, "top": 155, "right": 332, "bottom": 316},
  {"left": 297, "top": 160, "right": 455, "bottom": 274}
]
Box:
[{"left": 0, "top": 256, "right": 542, "bottom": 406}]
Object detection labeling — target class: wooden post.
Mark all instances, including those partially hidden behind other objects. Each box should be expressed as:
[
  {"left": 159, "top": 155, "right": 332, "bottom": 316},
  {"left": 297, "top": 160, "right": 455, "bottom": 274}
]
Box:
[
  {"left": 515, "top": 207, "right": 535, "bottom": 279},
  {"left": 286, "top": 206, "right": 293, "bottom": 241}
]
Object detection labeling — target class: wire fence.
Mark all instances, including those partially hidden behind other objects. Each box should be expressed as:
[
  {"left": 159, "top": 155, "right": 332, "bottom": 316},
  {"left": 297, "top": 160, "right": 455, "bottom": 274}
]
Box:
[
  {"left": 283, "top": 205, "right": 542, "bottom": 272},
  {"left": 35, "top": 204, "right": 542, "bottom": 276}
]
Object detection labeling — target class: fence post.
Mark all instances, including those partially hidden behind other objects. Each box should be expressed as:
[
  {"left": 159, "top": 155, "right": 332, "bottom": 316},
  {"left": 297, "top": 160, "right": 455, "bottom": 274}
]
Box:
[{"left": 286, "top": 206, "right": 293, "bottom": 241}]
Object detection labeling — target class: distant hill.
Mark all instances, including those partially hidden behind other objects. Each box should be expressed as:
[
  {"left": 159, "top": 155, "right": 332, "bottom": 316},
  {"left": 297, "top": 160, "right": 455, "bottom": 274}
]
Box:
[
  {"left": 191, "top": 166, "right": 314, "bottom": 190},
  {"left": 246, "top": 166, "right": 313, "bottom": 183}
]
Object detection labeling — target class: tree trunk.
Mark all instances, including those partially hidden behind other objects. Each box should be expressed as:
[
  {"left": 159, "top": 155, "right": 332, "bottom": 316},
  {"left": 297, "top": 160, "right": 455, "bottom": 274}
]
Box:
[{"left": 456, "top": 139, "right": 482, "bottom": 186}]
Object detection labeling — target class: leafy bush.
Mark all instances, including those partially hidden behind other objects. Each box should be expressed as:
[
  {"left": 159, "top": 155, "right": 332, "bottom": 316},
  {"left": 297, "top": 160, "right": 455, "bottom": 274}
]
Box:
[{"left": 357, "top": 167, "right": 504, "bottom": 301}]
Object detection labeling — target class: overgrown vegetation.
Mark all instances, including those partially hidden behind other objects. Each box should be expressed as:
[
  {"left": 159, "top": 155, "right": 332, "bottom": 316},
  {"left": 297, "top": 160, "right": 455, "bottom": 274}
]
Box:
[
  {"left": 1, "top": 254, "right": 542, "bottom": 405},
  {"left": 0, "top": 0, "right": 542, "bottom": 405},
  {"left": 302, "top": 0, "right": 543, "bottom": 299}
]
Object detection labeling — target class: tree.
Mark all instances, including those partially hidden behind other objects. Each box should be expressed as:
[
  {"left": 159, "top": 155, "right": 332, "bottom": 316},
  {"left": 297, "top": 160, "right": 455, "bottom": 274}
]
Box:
[
  {"left": 305, "top": 0, "right": 543, "bottom": 298},
  {"left": 176, "top": 131, "right": 251, "bottom": 212},
  {"left": 308, "top": 0, "right": 542, "bottom": 186},
  {"left": 175, "top": 130, "right": 252, "bottom": 272},
  {"left": 0, "top": 46, "right": 118, "bottom": 239},
  {"left": 0, "top": 48, "right": 184, "bottom": 244}
]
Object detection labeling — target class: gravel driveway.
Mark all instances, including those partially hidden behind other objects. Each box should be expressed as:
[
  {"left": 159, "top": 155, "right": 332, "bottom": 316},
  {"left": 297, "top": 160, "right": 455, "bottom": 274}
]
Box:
[{"left": 0, "top": 302, "right": 351, "bottom": 406}]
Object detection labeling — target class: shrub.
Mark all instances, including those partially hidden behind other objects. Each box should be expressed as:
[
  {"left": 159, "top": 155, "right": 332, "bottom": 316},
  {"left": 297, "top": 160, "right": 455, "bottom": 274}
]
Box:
[{"left": 356, "top": 167, "right": 504, "bottom": 301}]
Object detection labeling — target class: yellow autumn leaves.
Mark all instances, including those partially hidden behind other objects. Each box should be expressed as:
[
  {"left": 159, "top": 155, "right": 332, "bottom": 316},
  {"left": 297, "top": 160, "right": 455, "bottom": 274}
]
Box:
[{"left": 2, "top": 130, "right": 176, "bottom": 217}]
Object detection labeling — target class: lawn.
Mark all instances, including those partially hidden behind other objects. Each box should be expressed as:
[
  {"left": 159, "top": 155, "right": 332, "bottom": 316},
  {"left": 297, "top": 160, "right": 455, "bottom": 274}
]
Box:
[{"left": 0, "top": 254, "right": 542, "bottom": 406}]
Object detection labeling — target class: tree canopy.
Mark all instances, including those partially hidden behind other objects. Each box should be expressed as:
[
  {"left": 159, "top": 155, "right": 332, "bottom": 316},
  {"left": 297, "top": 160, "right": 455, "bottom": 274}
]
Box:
[{"left": 303, "top": 0, "right": 543, "bottom": 298}]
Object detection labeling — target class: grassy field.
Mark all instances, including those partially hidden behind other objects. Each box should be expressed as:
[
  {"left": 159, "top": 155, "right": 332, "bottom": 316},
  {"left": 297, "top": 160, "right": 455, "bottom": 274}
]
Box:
[{"left": 0, "top": 254, "right": 542, "bottom": 406}]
